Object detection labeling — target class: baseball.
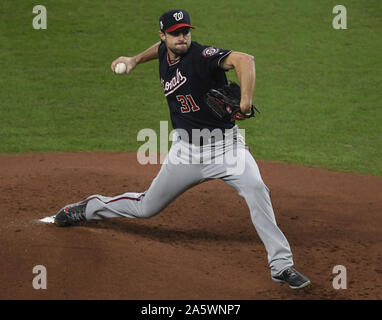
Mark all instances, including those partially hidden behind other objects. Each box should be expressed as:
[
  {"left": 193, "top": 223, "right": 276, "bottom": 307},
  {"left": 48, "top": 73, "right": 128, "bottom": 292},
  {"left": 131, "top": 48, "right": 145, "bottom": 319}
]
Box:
[{"left": 114, "top": 62, "right": 127, "bottom": 74}]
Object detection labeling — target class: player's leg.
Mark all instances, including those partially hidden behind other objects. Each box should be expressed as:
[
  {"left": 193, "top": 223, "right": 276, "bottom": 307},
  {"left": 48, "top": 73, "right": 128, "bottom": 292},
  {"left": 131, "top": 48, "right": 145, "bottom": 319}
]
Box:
[
  {"left": 200, "top": 130, "right": 294, "bottom": 277},
  {"left": 55, "top": 137, "right": 204, "bottom": 226},
  {"left": 83, "top": 160, "right": 203, "bottom": 221},
  {"left": 202, "top": 132, "right": 310, "bottom": 288},
  {"left": 220, "top": 149, "right": 294, "bottom": 277}
]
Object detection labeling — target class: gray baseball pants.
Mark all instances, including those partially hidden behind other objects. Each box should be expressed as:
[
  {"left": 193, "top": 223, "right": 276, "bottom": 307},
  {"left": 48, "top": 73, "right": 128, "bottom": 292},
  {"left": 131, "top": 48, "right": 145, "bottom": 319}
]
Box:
[{"left": 83, "top": 128, "right": 294, "bottom": 276}]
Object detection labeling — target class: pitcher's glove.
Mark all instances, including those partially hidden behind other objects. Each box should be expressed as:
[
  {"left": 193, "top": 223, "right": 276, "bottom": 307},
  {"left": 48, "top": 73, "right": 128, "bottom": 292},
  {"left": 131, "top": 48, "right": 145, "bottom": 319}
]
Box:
[{"left": 205, "top": 82, "right": 260, "bottom": 123}]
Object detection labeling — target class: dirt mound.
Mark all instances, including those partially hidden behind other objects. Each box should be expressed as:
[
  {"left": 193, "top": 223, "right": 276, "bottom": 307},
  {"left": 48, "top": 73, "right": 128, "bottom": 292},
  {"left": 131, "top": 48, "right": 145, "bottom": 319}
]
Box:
[{"left": 0, "top": 152, "right": 381, "bottom": 299}]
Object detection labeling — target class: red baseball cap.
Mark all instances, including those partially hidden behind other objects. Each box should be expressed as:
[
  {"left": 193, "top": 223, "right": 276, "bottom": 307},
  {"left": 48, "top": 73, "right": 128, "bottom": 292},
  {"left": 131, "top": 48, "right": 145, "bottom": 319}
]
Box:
[{"left": 159, "top": 9, "right": 195, "bottom": 32}]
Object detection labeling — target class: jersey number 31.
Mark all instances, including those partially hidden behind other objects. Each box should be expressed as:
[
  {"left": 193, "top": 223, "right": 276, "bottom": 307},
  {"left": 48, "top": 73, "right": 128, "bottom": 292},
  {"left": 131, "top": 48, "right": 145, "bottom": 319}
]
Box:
[{"left": 176, "top": 95, "right": 200, "bottom": 113}]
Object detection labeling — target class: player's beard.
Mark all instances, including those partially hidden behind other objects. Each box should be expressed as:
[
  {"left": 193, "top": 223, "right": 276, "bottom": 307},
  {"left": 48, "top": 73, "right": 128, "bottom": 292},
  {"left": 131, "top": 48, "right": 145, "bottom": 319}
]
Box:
[{"left": 169, "top": 43, "right": 190, "bottom": 58}]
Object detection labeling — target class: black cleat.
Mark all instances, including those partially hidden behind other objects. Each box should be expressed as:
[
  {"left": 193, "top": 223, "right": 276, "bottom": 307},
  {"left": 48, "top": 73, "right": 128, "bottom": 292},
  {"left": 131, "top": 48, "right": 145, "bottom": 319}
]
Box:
[
  {"left": 54, "top": 202, "right": 87, "bottom": 227},
  {"left": 272, "top": 267, "right": 311, "bottom": 289}
]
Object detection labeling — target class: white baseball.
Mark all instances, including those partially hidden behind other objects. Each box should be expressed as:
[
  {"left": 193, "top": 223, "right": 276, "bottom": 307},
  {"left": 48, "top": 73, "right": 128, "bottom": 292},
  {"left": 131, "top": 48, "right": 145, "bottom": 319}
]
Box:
[{"left": 114, "top": 62, "right": 127, "bottom": 74}]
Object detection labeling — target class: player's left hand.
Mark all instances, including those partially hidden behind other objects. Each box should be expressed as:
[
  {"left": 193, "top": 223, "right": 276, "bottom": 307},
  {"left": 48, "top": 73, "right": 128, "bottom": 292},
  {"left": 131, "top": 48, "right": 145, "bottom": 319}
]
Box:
[{"left": 205, "top": 82, "right": 260, "bottom": 123}]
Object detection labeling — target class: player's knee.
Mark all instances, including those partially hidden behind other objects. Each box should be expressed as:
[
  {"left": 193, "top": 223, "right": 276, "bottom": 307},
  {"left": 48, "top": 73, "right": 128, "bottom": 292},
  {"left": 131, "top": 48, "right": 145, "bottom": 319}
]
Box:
[
  {"left": 140, "top": 206, "right": 160, "bottom": 219},
  {"left": 247, "top": 177, "right": 268, "bottom": 193}
]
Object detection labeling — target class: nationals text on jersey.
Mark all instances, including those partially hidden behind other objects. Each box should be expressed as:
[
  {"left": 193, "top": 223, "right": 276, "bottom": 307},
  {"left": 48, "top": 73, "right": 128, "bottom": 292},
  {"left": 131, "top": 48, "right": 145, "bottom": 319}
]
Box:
[{"left": 161, "top": 68, "right": 187, "bottom": 96}]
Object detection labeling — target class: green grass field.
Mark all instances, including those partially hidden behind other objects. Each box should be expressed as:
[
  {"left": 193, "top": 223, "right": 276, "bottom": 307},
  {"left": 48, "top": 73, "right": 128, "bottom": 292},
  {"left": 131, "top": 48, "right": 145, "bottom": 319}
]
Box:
[{"left": 1, "top": 0, "right": 381, "bottom": 175}]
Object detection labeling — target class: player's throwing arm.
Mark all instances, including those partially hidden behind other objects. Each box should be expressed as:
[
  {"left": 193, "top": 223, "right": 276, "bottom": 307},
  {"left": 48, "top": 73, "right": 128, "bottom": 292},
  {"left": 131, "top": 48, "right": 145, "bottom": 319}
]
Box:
[{"left": 111, "top": 42, "right": 161, "bottom": 75}]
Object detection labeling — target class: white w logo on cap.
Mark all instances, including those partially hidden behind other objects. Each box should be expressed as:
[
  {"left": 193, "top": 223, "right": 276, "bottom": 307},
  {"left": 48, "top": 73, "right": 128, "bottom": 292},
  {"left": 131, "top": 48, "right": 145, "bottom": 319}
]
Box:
[{"left": 173, "top": 11, "right": 183, "bottom": 21}]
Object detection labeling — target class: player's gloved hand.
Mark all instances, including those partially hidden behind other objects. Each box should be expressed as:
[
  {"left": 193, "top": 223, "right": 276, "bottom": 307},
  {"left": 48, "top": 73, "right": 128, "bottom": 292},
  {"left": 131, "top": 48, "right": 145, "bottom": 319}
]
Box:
[
  {"left": 205, "top": 82, "right": 260, "bottom": 123},
  {"left": 110, "top": 56, "right": 137, "bottom": 75}
]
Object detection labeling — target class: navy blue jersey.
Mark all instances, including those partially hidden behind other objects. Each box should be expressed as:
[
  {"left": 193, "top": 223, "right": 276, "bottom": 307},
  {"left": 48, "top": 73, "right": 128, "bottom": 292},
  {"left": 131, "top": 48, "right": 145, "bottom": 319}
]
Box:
[{"left": 158, "top": 41, "right": 234, "bottom": 140}]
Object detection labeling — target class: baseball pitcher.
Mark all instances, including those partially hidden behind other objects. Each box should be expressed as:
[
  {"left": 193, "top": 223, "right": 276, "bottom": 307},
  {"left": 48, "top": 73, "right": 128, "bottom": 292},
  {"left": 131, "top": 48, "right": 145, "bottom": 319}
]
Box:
[{"left": 54, "top": 9, "right": 310, "bottom": 289}]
